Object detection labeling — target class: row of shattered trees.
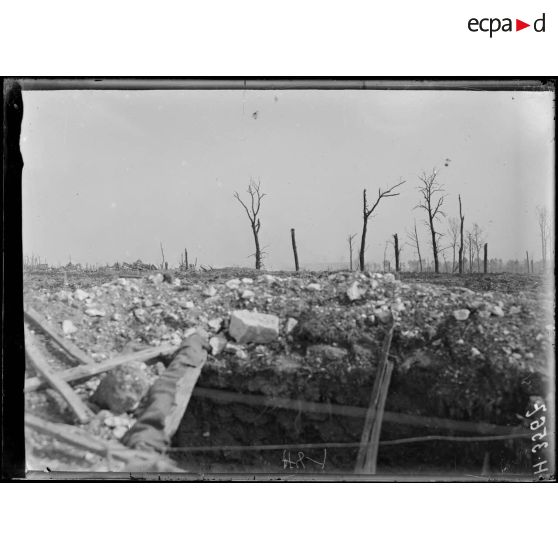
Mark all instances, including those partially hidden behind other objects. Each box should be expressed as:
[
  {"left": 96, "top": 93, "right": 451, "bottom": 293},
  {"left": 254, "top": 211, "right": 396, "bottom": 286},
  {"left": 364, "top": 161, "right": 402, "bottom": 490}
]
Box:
[{"left": 234, "top": 170, "right": 553, "bottom": 274}]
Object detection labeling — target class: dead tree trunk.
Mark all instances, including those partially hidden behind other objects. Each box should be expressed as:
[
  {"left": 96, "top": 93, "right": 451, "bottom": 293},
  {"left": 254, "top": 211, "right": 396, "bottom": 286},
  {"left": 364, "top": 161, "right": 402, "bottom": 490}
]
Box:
[
  {"left": 359, "top": 181, "right": 405, "bottom": 271},
  {"left": 417, "top": 170, "right": 446, "bottom": 274},
  {"left": 458, "top": 195, "right": 464, "bottom": 274},
  {"left": 393, "top": 233, "right": 400, "bottom": 273},
  {"left": 291, "top": 228, "right": 299, "bottom": 272},
  {"left": 483, "top": 243, "right": 488, "bottom": 274},
  {"left": 184, "top": 248, "right": 188, "bottom": 270},
  {"left": 234, "top": 179, "right": 266, "bottom": 270},
  {"left": 526, "top": 251, "right": 530, "bottom": 274}
]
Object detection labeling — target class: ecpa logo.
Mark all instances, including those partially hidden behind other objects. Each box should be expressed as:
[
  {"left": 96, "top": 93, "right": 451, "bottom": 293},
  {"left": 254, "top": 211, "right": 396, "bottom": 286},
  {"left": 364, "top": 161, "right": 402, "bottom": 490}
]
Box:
[{"left": 468, "top": 13, "right": 546, "bottom": 37}]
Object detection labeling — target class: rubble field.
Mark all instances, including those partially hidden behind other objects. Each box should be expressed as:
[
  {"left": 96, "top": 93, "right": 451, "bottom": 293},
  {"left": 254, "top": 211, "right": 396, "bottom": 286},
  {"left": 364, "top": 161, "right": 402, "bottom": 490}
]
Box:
[{"left": 24, "top": 269, "right": 554, "bottom": 476}]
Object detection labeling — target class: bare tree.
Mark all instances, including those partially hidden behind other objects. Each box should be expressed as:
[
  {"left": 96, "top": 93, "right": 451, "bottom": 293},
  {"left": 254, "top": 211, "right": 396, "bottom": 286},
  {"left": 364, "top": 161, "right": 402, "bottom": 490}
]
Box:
[
  {"left": 416, "top": 169, "right": 446, "bottom": 273},
  {"left": 406, "top": 220, "right": 423, "bottom": 272},
  {"left": 471, "top": 223, "right": 485, "bottom": 272},
  {"left": 536, "top": 205, "right": 551, "bottom": 271},
  {"left": 465, "top": 229, "right": 474, "bottom": 273},
  {"left": 447, "top": 217, "right": 460, "bottom": 273},
  {"left": 458, "top": 194, "right": 465, "bottom": 274},
  {"left": 358, "top": 180, "right": 405, "bottom": 271},
  {"left": 234, "top": 179, "right": 266, "bottom": 270},
  {"left": 347, "top": 233, "right": 357, "bottom": 271}
]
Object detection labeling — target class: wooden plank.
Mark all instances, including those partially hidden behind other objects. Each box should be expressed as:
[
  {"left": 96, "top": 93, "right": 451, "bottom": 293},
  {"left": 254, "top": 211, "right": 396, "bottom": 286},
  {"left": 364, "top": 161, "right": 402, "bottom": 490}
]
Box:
[
  {"left": 358, "top": 361, "right": 394, "bottom": 473},
  {"left": 355, "top": 325, "right": 395, "bottom": 473},
  {"left": 25, "top": 327, "right": 93, "bottom": 424},
  {"left": 24, "top": 306, "right": 94, "bottom": 365},
  {"left": 24, "top": 413, "right": 183, "bottom": 471},
  {"left": 192, "top": 389, "right": 527, "bottom": 437},
  {"left": 122, "top": 334, "right": 207, "bottom": 451},
  {"left": 25, "top": 344, "right": 178, "bottom": 392}
]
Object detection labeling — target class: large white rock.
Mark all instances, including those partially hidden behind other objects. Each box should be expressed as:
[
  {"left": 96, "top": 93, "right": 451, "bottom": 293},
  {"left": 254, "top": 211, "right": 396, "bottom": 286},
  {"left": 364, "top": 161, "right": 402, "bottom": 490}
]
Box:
[
  {"left": 62, "top": 320, "right": 77, "bottom": 334},
  {"left": 229, "top": 310, "right": 280, "bottom": 344}
]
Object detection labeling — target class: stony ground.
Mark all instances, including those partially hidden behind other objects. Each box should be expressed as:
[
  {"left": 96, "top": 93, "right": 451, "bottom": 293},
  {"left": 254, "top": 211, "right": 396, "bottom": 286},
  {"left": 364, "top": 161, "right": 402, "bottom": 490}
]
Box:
[{"left": 24, "top": 268, "right": 554, "bottom": 475}]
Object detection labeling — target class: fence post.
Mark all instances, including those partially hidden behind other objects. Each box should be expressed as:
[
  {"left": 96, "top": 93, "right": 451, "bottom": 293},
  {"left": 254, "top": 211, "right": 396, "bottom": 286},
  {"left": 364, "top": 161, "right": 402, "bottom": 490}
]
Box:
[{"left": 291, "top": 228, "right": 299, "bottom": 272}]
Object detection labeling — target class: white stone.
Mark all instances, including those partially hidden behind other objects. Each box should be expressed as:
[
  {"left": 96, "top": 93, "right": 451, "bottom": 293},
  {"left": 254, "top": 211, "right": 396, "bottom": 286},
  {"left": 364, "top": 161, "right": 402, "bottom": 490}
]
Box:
[
  {"left": 453, "top": 309, "right": 470, "bottom": 321},
  {"left": 241, "top": 278, "right": 254, "bottom": 284},
  {"left": 74, "top": 289, "right": 89, "bottom": 301},
  {"left": 471, "top": 347, "right": 481, "bottom": 357},
  {"left": 346, "top": 281, "right": 364, "bottom": 301},
  {"left": 225, "top": 279, "right": 241, "bottom": 289},
  {"left": 383, "top": 273, "right": 395, "bottom": 283},
  {"left": 62, "top": 320, "right": 77, "bottom": 334},
  {"left": 150, "top": 273, "right": 164, "bottom": 285},
  {"left": 229, "top": 310, "right": 280, "bottom": 344},
  {"left": 203, "top": 286, "right": 217, "bottom": 297},
  {"left": 85, "top": 308, "right": 105, "bottom": 317},
  {"left": 509, "top": 306, "right": 521, "bottom": 315},
  {"left": 241, "top": 289, "right": 255, "bottom": 300},
  {"left": 285, "top": 317, "right": 298, "bottom": 334},
  {"left": 260, "top": 274, "right": 276, "bottom": 284},
  {"left": 307, "top": 283, "right": 321, "bottom": 291},
  {"left": 208, "top": 318, "right": 223, "bottom": 331},
  {"left": 209, "top": 334, "right": 227, "bottom": 356},
  {"left": 491, "top": 306, "right": 505, "bottom": 317}
]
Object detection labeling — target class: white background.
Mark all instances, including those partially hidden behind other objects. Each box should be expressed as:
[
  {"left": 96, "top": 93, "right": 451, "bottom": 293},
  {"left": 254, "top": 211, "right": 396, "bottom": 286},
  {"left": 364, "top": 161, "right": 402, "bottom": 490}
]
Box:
[
  {"left": 2, "top": 0, "right": 556, "bottom": 556},
  {"left": 1, "top": 0, "right": 557, "bottom": 75}
]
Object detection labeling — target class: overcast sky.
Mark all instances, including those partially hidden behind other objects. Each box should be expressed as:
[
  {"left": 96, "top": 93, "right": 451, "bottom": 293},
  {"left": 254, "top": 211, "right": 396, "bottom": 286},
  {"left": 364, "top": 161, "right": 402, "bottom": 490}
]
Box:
[{"left": 21, "top": 88, "right": 554, "bottom": 270}]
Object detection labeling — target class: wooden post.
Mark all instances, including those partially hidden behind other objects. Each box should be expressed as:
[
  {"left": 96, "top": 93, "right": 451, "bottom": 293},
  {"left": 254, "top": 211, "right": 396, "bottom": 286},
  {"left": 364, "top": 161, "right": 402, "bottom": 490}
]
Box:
[
  {"left": 393, "top": 233, "right": 400, "bottom": 273},
  {"left": 526, "top": 251, "right": 530, "bottom": 274},
  {"left": 483, "top": 243, "right": 488, "bottom": 274},
  {"left": 291, "top": 228, "right": 299, "bottom": 272},
  {"left": 355, "top": 325, "right": 395, "bottom": 474},
  {"left": 348, "top": 234, "right": 356, "bottom": 272},
  {"left": 184, "top": 248, "right": 189, "bottom": 270},
  {"left": 458, "top": 195, "right": 464, "bottom": 274}
]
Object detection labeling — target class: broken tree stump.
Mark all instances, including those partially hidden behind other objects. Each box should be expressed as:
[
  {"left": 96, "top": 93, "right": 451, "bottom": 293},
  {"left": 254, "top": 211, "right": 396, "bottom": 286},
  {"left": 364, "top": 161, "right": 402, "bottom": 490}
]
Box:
[
  {"left": 121, "top": 333, "right": 208, "bottom": 452},
  {"left": 25, "top": 326, "right": 93, "bottom": 424},
  {"left": 291, "top": 228, "right": 300, "bottom": 272}
]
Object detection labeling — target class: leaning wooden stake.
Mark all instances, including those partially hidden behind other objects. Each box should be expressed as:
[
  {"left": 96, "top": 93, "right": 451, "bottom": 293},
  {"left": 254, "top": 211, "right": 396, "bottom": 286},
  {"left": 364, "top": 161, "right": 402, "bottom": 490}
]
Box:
[
  {"left": 25, "top": 327, "right": 93, "bottom": 424},
  {"left": 122, "top": 333, "right": 208, "bottom": 452},
  {"left": 355, "top": 325, "right": 395, "bottom": 474},
  {"left": 24, "top": 306, "right": 94, "bottom": 365},
  {"left": 291, "top": 228, "right": 300, "bottom": 271}
]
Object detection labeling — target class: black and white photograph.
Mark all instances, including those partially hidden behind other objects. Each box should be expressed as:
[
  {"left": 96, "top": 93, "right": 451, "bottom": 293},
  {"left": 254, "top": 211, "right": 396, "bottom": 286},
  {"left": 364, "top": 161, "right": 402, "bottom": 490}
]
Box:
[{"left": 10, "top": 79, "right": 555, "bottom": 480}]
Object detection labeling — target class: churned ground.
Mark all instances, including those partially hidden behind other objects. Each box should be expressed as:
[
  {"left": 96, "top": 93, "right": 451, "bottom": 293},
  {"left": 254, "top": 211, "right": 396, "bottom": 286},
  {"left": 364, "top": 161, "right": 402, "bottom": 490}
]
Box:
[{"left": 24, "top": 268, "right": 554, "bottom": 476}]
